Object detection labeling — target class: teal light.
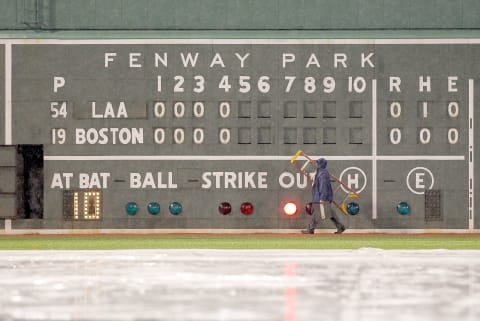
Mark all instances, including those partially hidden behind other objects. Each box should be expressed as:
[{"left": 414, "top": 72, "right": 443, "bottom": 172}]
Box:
[
  {"left": 346, "top": 202, "right": 360, "bottom": 215},
  {"left": 397, "top": 202, "right": 410, "bottom": 215},
  {"left": 126, "top": 202, "right": 138, "bottom": 216},
  {"left": 147, "top": 202, "right": 160, "bottom": 215},
  {"left": 169, "top": 202, "right": 183, "bottom": 215}
]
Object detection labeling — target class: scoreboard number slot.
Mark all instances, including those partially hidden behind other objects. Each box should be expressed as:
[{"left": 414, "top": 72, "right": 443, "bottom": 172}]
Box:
[
  {"left": 447, "top": 102, "right": 459, "bottom": 118},
  {"left": 51, "top": 128, "right": 66, "bottom": 145},
  {"left": 50, "top": 101, "right": 68, "bottom": 118},
  {"left": 219, "top": 102, "right": 231, "bottom": 118}
]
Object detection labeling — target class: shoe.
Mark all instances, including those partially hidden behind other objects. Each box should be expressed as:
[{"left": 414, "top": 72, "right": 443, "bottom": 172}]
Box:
[
  {"left": 301, "top": 229, "right": 314, "bottom": 234},
  {"left": 334, "top": 226, "right": 346, "bottom": 234}
]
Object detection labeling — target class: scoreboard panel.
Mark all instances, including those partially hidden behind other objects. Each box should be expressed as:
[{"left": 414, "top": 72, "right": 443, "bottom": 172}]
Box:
[
  {"left": 0, "top": 39, "right": 477, "bottom": 231},
  {"left": 0, "top": 44, "right": 4, "bottom": 146}
]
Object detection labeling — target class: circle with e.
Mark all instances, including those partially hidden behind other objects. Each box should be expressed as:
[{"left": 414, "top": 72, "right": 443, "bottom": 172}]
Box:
[{"left": 406, "top": 167, "right": 434, "bottom": 195}]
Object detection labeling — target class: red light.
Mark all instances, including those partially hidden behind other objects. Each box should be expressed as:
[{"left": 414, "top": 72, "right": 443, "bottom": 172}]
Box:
[
  {"left": 305, "top": 202, "right": 314, "bottom": 215},
  {"left": 240, "top": 202, "right": 254, "bottom": 215},
  {"left": 218, "top": 202, "right": 232, "bottom": 215},
  {"left": 283, "top": 202, "right": 298, "bottom": 216}
]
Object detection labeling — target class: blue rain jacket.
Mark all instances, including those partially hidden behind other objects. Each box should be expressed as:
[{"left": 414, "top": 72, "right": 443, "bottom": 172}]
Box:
[{"left": 312, "top": 158, "right": 333, "bottom": 203}]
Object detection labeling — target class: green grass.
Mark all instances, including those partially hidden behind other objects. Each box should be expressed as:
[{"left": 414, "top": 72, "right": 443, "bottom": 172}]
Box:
[{"left": 0, "top": 234, "right": 479, "bottom": 250}]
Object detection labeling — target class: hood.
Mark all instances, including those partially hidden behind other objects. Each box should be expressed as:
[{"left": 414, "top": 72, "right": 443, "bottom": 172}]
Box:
[{"left": 316, "top": 158, "right": 327, "bottom": 169}]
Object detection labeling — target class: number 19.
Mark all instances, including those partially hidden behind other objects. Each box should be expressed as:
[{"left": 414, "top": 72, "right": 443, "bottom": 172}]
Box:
[{"left": 51, "top": 128, "right": 66, "bottom": 144}]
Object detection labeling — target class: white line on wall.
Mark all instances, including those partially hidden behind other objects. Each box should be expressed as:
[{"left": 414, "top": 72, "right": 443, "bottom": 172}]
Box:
[
  {"left": 469, "top": 79, "right": 474, "bottom": 230},
  {"left": 372, "top": 79, "right": 377, "bottom": 220},
  {"left": 4, "top": 43, "right": 11, "bottom": 145},
  {"left": 43, "top": 155, "right": 465, "bottom": 161},
  {"left": 4, "top": 39, "right": 480, "bottom": 45}
]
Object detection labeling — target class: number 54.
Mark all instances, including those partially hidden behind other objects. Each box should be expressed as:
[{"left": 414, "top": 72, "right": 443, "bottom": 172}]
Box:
[{"left": 50, "top": 102, "right": 67, "bottom": 118}]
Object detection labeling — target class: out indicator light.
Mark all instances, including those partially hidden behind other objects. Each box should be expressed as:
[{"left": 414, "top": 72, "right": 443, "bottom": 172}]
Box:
[
  {"left": 305, "top": 202, "right": 314, "bottom": 215},
  {"left": 283, "top": 202, "right": 298, "bottom": 216},
  {"left": 240, "top": 202, "right": 254, "bottom": 215},
  {"left": 219, "top": 202, "right": 232, "bottom": 215}
]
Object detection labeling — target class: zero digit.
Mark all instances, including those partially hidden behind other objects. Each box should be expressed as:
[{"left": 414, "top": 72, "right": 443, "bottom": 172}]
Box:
[
  {"left": 448, "top": 102, "right": 459, "bottom": 118},
  {"left": 173, "top": 128, "right": 185, "bottom": 144},
  {"left": 219, "top": 128, "right": 231, "bottom": 144},
  {"left": 174, "top": 102, "right": 186, "bottom": 118},
  {"left": 153, "top": 102, "right": 166, "bottom": 118},
  {"left": 419, "top": 128, "right": 431, "bottom": 144},
  {"left": 193, "top": 128, "right": 205, "bottom": 144},
  {"left": 448, "top": 128, "right": 459, "bottom": 144},
  {"left": 153, "top": 128, "right": 165, "bottom": 144},
  {"left": 389, "top": 128, "right": 402, "bottom": 144},
  {"left": 390, "top": 102, "right": 402, "bottom": 118},
  {"left": 193, "top": 102, "right": 205, "bottom": 118},
  {"left": 219, "top": 102, "right": 231, "bottom": 118}
]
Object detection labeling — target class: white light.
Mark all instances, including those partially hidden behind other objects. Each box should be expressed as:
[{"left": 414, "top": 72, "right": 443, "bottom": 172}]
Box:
[{"left": 283, "top": 202, "right": 298, "bottom": 216}]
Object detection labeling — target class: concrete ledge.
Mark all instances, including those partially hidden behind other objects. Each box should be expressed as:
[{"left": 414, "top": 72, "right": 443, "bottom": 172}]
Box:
[
  {"left": 2, "top": 30, "right": 480, "bottom": 40},
  {"left": 0, "top": 228, "right": 479, "bottom": 235}
]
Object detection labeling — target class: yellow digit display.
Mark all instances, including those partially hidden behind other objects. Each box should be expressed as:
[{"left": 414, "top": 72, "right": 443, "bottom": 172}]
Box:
[{"left": 64, "top": 191, "right": 101, "bottom": 221}]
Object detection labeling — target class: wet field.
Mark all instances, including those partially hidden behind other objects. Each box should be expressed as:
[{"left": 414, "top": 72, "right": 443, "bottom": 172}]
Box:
[{"left": 0, "top": 249, "right": 479, "bottom": 321}]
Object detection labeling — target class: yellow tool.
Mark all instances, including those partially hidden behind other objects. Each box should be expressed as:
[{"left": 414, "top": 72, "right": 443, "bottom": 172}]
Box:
[{"left": 290, "top": 150, "right": 361, "bottom": 215}]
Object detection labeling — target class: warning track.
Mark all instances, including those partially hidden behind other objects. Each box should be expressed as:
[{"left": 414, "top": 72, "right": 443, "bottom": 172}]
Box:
[{"left": 0, "top": 233, "right": 480, "bottom": 250}]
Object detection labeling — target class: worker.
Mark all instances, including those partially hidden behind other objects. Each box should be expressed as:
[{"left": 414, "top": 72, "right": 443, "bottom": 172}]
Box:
[{"left": 302, "top": 158, "right": 346, "bottom": 234}]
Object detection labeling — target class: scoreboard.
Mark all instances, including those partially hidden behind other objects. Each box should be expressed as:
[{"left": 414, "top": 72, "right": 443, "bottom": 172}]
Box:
[{"left": 0, "top": 39, "right": 477, "bottom": 231}]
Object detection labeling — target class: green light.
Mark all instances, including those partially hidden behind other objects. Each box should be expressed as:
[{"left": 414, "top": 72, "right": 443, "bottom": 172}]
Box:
[
  {"left": 169, "top": 202, "right": 183, "bottom": 215},
  {"left": 126, "top": 202, "right": 138, "bottom": 216},
  {"left": 397, "top": 202, "right": 410, "bottom": 215},
  {"left": 147, "top": 202, "right": 160, "bottom": 215},
  {"left": 346, "top": 202, "right": 360, "bottom": 215}
]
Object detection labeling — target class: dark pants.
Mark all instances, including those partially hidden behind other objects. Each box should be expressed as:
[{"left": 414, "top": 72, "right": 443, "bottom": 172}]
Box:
[{"left": 307, "top": 202, "right": 345, "bottom": 231}]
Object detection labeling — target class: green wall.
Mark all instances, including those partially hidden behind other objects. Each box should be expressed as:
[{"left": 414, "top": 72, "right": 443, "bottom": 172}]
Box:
[{"left": 1, "top": 0, "right": 480, "bottom": 30}]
